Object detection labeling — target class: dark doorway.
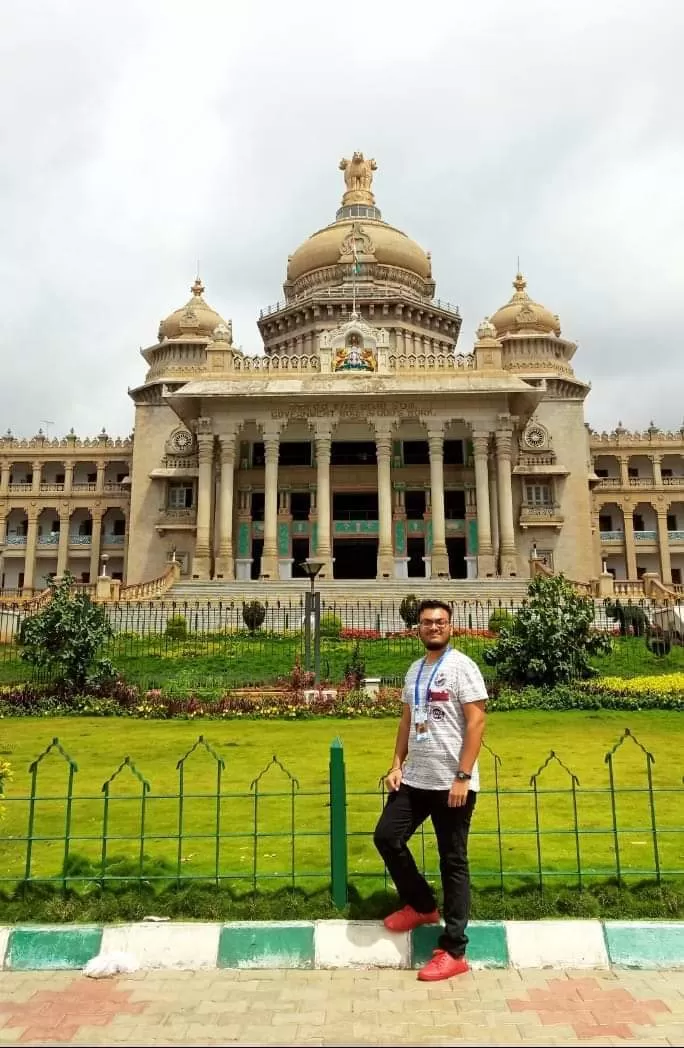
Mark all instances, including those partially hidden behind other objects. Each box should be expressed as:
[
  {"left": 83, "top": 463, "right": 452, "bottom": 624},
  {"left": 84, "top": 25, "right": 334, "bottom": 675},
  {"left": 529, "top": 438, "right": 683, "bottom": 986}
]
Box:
[
  {"left": 407, "top": 537, "right": 425, "bottom": 578},
  {"left": 444, "top": 489, "right": 466, "bottom": 519},
  {"left": 333, "top": 539, "right": 377, "bottom": 579},
  {"left": 250, "top": 538, "right": 263, "bottom": 579},
  {"left": 447, "top": 537, "right": 467, "bottom": 579},
  {"left": 332, "top": 492, "right": 378, "bottom": 520},
  {"left": 330, "top": 441, "right": 377, "bottom": 466},
  {"left": 291, "top": 538, "right": 310, "bottom": 577}
]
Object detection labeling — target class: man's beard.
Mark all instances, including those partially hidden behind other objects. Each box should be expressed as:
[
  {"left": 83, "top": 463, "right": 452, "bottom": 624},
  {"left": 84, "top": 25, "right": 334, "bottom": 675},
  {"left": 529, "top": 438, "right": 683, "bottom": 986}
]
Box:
[{"left": 423, "top": 638, "right": 449, "bottom": 651}]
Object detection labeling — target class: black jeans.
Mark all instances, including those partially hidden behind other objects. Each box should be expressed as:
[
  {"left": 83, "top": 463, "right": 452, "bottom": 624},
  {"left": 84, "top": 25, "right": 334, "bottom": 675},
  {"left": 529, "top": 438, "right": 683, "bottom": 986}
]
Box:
[{"left": 374, "top": 784, "right": 476, "bottom": 958}]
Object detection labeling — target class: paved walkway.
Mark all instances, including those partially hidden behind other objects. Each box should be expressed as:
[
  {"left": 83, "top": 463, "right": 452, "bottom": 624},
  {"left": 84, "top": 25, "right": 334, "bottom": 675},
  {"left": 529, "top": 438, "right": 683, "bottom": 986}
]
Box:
[{"left": 0, "top": 968, "right": 682, "bottom": 1046}]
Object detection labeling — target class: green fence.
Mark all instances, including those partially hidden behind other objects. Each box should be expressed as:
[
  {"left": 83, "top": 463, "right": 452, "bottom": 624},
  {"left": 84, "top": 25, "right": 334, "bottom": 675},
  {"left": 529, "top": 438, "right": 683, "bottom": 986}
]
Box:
[
  {"left": 1, "top": 730, "right": 681, "bottom": 902},
  {"left": 0, "top": 597, "right": 681, "bottom": 691}
]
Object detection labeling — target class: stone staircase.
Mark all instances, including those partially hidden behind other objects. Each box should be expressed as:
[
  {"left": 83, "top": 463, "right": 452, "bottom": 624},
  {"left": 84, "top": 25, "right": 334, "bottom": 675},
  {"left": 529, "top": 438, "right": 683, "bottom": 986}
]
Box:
[{"left": 165, "top": 577, "right": 531, "bottom": 606}]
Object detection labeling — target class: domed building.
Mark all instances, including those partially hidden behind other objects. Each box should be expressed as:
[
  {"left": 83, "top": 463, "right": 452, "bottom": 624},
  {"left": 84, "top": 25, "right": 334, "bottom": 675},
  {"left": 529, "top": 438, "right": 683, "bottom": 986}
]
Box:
[
  {"left": 122, "top": 153, "right": 596, "bottom": 588},
  {"left": 3, "top": 152, "right": 682, "bottom": 597}
]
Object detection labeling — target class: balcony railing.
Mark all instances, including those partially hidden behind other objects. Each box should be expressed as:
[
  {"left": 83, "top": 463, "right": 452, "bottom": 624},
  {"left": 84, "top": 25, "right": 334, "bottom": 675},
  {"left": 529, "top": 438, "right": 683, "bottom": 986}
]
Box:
[
  {"left": 102, "top": 534, "right": 126, "bottom": 545},
  {"left": 72, "top": 483, "right": 97, "bottom": 493},
  {"left": 600, "top": 531, "right": 624, "bottom": 541},
  {"left": 6, "top": 535, "right": 27, "bottom": 546},
  {"left": 333, "top": 520, "right": 379, "bottom": 535},
  {"left": 39, "top": 483, "right": 65, "bottom": 494},
  {"left": 668, "top": 530, "right": 684, "bottom": 542},
  {"left": 8, "top": 483, "right": 32, "bottom": 493},
  {"left": 519, "top": 505, "right": 564, "bottom": 526},
  {"left": 259, "top": 287, "right": 460, "bottom": 319},
  {"left": 37, "top": 534, "right": 59, "bottom": 545},
  {"left": 628, "top": 477, "right": 655, "bottom": 486},
  {"left": 103, "top": 482, "right": 129, "bottom": 494},
  {"left": 594, "top": 477, "right": 621, "bottom": 487},
  {"left": 69, "top": 534, "right": 92, "bottom": 545},
  {"left": 634, "top": 530, "right": 658, "bottom": 541}
]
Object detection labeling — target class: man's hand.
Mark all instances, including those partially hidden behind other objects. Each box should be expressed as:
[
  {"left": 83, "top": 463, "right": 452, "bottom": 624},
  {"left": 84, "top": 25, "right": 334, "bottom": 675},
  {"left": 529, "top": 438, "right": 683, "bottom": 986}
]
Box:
[
  {"left": 448, "top": 778, "right": 470, "bottom": 808},
  {"left": 385, "top": 768, "right": 403, "bottom": 792}
]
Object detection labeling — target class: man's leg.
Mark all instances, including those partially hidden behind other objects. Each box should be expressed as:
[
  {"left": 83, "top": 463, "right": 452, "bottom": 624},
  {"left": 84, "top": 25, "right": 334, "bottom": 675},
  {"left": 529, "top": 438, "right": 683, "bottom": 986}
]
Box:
[
  {"left": 374, "top": 785, "right": 436, "bottom": 913},
  {"left": 430, "top": 791, "right": 477, "bottom": 957}
]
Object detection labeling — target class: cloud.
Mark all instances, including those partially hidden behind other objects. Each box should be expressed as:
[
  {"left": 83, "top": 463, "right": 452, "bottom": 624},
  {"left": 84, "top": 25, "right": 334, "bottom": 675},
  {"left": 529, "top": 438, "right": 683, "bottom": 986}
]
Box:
[{"left": 0, "top": 0, "right": 682, "bottom": 437}]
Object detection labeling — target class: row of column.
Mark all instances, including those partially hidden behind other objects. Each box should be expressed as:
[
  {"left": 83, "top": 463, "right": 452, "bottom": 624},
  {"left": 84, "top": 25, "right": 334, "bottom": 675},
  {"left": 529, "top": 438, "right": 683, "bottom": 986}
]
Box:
[
  {"left": 0, "top": 461, "right": 112, "bottom": 496},
  {"left": 595, "top": 504, "right": 675, "bottom": 583},
  {"left": 191, "top": 418, "right": 519, "bottom": 581},
  {"left": 472, "top": 424, "right": 517, "bottom": 576},
  {"left": 0, "top": 508, "right": 126, "bottom": 590}
]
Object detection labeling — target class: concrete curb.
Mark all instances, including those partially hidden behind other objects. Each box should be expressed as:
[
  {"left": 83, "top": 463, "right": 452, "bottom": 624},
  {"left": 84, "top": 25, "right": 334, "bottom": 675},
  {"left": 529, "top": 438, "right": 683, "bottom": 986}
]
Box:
[{"left": 0, "top": 920, "right": 681, "bottom": 971}]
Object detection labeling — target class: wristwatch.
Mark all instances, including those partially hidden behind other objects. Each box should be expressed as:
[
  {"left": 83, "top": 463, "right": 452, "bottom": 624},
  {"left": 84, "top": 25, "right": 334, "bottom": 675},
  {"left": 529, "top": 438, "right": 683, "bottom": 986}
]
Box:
[{"left": 455, "top": 770, "right": 472, "bottom": 782}]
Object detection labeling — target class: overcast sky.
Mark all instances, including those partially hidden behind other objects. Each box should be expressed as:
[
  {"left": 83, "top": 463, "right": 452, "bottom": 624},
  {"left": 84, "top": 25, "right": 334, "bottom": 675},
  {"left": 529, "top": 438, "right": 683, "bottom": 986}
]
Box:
[{"left": 1, "top": 0, "right": 682, "bottom": 440}]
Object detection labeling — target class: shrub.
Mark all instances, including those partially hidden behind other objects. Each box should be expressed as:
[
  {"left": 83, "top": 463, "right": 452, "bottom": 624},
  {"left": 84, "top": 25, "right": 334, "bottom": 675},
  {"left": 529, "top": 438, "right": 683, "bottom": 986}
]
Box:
[
  {"left": 242, "top": 600, "right": 266, "bottom": 633},
  {"left": 483, "top": 573, "right": 612, "bottom": 686},
  {"left": 18, "top": 573, "right": 115, "bottom": 691},
  {"left": 343, "top": 642, "right": 366, "bottom": 689},
  {"left": 319, "top": 612, "right": 342, "bottom": 639},
  {"left": 164, "top": 615, "right": 188, "bottom": 641},
  {"left": 398, "top": 594, "right": 420, "bottom": 628},
  {"left": 488, "top": 609, "right": 514, "bottom": 634},
  {"left": 604, "top": 600, "right": 649, "bottom": 637}
]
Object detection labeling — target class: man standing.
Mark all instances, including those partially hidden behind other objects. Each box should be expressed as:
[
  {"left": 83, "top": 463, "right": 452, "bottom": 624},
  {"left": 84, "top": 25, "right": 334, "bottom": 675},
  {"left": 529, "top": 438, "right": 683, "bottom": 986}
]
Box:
[{"left": 374, "top": 598, "right": 487, "bottom": 981}]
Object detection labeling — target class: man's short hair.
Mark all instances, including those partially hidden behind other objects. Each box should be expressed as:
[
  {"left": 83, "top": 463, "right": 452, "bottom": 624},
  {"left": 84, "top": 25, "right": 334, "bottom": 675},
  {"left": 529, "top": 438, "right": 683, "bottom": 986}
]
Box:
[{"left": 417, "top": 599, "right": 452, "bottom": 621}]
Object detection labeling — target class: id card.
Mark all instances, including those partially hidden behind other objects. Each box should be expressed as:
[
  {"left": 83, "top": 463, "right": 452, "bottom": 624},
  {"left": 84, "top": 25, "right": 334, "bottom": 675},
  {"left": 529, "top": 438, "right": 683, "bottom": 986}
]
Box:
[{"left": 414, "top": 710, "right": 429, "bottom": 742}]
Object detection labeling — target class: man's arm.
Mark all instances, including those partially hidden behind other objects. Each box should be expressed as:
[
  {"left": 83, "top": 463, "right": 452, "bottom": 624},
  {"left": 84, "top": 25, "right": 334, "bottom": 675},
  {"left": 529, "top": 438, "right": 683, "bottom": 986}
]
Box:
[
  {"left": 386, "top": 704, "right": 411, "bottom": 791},
  {"left": 448, "top": 700, "right": 486, "bottom": 808}
]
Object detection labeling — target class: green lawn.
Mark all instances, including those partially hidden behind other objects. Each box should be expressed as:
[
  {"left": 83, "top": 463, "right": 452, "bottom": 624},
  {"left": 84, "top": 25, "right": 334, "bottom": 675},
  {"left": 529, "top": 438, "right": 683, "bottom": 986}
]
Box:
[
  {"left": 1, "top": 634, "right": 683, "bottom": 693},
  {"left": 1, "top": 712, "right": 680, "bottom": 895}
]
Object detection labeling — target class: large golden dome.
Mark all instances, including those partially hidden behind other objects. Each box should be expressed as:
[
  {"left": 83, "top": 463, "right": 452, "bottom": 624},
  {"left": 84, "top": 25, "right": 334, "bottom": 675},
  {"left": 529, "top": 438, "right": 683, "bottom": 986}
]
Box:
[
  {"left": 490, "top": 273, "right": 561, "bottom": 338},
  {"left": 285, "top": 153, "right": 432, "bottom": 290},
  {"left": 158, "top": 279, "right": 227, "bottom": 341},
  {"left": 287, "top": 219, "right": 431, "bottom": 282}
]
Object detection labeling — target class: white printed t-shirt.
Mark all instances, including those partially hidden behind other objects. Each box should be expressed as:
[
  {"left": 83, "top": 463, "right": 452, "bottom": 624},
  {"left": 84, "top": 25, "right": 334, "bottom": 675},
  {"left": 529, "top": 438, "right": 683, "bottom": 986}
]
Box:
[{"left": 401, "top": 647, "right": 488, "bottom": 792}]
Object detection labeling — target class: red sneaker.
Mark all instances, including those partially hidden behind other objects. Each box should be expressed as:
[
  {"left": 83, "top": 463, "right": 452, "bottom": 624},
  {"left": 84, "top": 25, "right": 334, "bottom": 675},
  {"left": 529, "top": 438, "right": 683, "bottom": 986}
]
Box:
[
  {"left": 383, "top": 905, "right": 440, "bottom": 933},
  {"left": 417, "top": 949, "right": 469, "bottom": 981}
]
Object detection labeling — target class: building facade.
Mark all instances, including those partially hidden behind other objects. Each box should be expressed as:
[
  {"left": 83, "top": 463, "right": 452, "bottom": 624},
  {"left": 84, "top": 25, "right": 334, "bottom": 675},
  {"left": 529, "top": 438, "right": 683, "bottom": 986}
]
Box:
[{"left": 1, "top": 153, "right": 682, "bottom": 593}]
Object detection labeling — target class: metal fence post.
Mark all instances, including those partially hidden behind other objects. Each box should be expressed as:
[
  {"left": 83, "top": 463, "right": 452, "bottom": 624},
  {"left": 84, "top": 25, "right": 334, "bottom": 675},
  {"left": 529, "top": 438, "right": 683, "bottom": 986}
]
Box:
[
  {"left": 304, "top": 590, "right": 312, "bottom": 671},
  {"left": 314, "top": 591, "right": 321, "bottom": 685},
  {"left": 329, "top": 737, "right": 348, "bottom": 909}
]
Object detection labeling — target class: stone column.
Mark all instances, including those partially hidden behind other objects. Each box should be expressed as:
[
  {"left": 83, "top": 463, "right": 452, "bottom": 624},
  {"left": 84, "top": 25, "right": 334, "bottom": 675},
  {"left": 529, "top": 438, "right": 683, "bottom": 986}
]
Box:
[
  {"left": 31, "top": 461, "right": 42, "bottom": 495},
  {"left": 472, "top": 430, "right": 495, "bottom": 577},
  {"left": 121, "top": 508, "right": 130, "bottom": 584},
  {"left": 496, "top": 421, "right": 518, "bottom": 575},
  {"left": 314, "top": 422, "right": 333, "bottom": 578},
  {"left": 0, "top": 463, "right": 10, "bottom": 496},
  {"left": 96, "top": 462, "right": 106, "bottom": 494},
  {"left": 619, "top": 455, "right": 630, "bottom": 487},
  {"left": 56, "top": 506, "right": 70, "bottom": 578},
  {"left": 89, "top": 509, "right": 103, "bottom": 583},
  {"left": 374, "top": 420, "right": 395, "bottom": 579},
  {"left": 63, "top": 462, "right": 74, "bottom": 495},
  {"left": 488, "top": 451, "right": 500, "bottom": 567},
  {"left": 657, "top": 509, "right": 672, "bottom": 584},
  {"left": 622, "top": 502, "right": 637, "bottom": 580},
  {"left": 192, "top": 420, "right": 214, "bottom": 580},
  {"left": 651, "top": 454, "right": 663, "bottom": 487},
  {"left": 215, "top": 431, "right": 237, "bottom": 579},
  {"left": 260, "top": 425, "right": 280, "bottom": 579},
  {"left": 426, "top": 422, "right": 449, "bottom": 577},
  {"left": 24, "top": 511, "right": 39, "bottom": 591}
]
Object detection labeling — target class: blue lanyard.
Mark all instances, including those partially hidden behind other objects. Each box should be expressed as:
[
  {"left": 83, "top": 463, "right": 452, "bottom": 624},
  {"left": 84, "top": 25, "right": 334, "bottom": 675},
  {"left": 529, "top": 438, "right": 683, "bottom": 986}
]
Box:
[{"left": 413, "top": 648, "right": 450, "bottom": 710}]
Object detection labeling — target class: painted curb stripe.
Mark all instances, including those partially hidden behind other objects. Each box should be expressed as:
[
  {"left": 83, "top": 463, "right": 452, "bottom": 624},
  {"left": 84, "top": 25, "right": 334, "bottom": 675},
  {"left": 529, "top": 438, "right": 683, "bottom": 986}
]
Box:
[
  {"left": 604, "top": 921, "right": 684, "bottom": 969},
  {"left": 412, "top": 921, "right": 508, "bottom": 968},
  {"left": 505, "top": 920, "right": 609, "bottom": 969},
  {"left": 219, "top": 922, "right": 315, "bottom": 969},
  {"left": 101, "top": 922, "right": 221, "bottom": 970},
  {"left": 314, "top": 920, "right": 410, "bottom": 969},
  {"left": 6, "top": 926, "right": 103, "bottom": 971}
]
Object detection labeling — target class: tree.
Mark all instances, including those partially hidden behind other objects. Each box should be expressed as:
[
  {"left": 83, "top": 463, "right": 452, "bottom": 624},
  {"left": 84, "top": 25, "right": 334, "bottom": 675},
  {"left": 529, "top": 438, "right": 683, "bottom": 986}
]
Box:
[
  {"left": 483, "top": 574, "right": 612, "bottom": 686},
  {"left": 242, "top": 600, "right": 266, "bottom": 632},
  {"left": 18, "top": 572, "right": 115, "bottom": 691},
  {"left": 399, "top": 594, "right": 420, "bottom": 629}
]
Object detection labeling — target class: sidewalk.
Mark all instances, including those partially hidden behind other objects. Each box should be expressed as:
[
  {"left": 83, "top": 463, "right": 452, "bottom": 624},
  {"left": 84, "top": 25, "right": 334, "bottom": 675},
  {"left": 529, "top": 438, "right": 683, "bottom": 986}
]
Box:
[{"left": 0, "top": 967, "right": 682, "bottom": 1046}]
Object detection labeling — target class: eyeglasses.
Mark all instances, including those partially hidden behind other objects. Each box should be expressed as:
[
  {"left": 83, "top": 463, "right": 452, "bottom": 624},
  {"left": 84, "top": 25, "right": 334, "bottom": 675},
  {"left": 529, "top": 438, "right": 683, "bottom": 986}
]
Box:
[{"left": 419, "top": 619, "right": 450, "bottom": 629}]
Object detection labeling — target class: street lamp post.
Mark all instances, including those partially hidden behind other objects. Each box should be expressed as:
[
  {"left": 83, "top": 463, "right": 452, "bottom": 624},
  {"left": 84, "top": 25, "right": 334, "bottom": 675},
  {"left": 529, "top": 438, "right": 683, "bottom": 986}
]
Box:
[{"left": 299, "top": 558, "right": 324, "bottom": 686}]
